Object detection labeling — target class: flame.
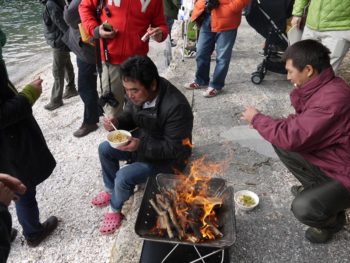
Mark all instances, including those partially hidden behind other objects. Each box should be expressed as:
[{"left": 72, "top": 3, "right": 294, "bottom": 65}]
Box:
[
  {"left": 173, "top": 156, "right": 226, "bottom": 241},
  {"left": 182, "top": 137, "right": 193, "bottom": 148}
]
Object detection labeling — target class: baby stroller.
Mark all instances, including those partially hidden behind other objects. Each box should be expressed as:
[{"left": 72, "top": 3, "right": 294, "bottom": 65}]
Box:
[{"left": 245, "top": 0, "right": 294, "bottom": 84}]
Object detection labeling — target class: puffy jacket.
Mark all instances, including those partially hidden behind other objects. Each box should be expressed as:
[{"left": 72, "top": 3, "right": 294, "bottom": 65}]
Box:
[
  {"left": 62, "top": 0, "right": 95, "bottom": 64},
  {"left": 79, "top": 0, "right": 168, "bottom": 65},
  {"left": 41, "top": 0, "right": 69, "bottom": 50},
  {"left": 0, "top": 61, "right": 56, "bottom": 189},
  {"left": 293, "top": 0, "right": 350, "bottom": 31},
  {"left": 191, "top": 0, "right": 250, "bottom": 32},
  {"left": 252, "top": 68, "right": 350, "bottom": 192},
  {"left": 117, "top": 77, "right": 193, "bottom": 173}
]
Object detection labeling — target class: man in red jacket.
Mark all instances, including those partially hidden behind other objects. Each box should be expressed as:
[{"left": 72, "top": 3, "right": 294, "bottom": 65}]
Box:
[
  {"left": 79, "top": 0, "right": 168, "bottom": 118},
  {"left": 241, "top": 40, "right": 350, "bottom": 244}
]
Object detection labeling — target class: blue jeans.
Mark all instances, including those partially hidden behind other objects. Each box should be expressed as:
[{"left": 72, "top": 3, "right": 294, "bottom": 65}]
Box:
[
  {"left": 166, "top": 16, "right": 175, "bottom": 38},
  {"left": 98, "top": 141, "right": 154, "bottom": 211},
  {"left": 76, "top": 58, "right": 99, "bottom": 124},
  {"left": 15, "top": 187, "right": 43, "bottom": 239},
  {"left": 195, "top": 13, "right": 237, "bottom": 90}
]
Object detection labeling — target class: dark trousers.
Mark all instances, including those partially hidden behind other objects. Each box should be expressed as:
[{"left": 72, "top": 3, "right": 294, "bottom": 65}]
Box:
[
  {"left": 51, "top": 48, "right": 75, "bottom": 103},
  {"left": 15, "top": 187, "right": 43, "bottom": 239},
  {"left": 274, "top": 146, "right": 350, "bottom": 229},
  {"left": 76, "top": 58, "right": 99, "bottom": 124},
  {"left": 166, "top": 16, "right": 174, "bottom": 39}
]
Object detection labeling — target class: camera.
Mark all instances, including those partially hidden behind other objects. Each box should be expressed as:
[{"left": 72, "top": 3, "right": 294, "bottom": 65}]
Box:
[
  {"left": 205, "top": 0, "right": 219, "bottom": 11},
  {"left": 98, "top": 92, "right": 119, "bottom": 108}
]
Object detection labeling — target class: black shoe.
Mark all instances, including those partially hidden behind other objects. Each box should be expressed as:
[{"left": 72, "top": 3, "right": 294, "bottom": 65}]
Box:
[
  {"left": 305, "top": 212, "right": 345, "bottom": 244},
  {"left": 305, "top": 227, "right": 332, "bottom": 243},
  {"left": 10, "top": 228, "right": 17, "bottom": 242},
  {"left": 26, "top": 216, "right": 58, "bottom": 247},
  {"left": 170, "top": 39, "right": 176, "bottom": 47},
  {"left": 73, "top": 123, "right": 98, "bottom": 138},
  {"left": 44, "top": 101, "right": 63, "bottom": 111},
  {"left": 291, "top": 185, "right": 304, "bottom": 197},
  {"left": 63, "top": 89, "right": 78, "bottom": 99}
]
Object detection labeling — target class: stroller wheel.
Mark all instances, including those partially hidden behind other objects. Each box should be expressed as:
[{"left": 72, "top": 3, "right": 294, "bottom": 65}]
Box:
[
  {"left": 251, "top": 72, "right": 264, "bottom": 85},
  {"left": 257, "top": 63, "right": 267, "bottom": 75}
]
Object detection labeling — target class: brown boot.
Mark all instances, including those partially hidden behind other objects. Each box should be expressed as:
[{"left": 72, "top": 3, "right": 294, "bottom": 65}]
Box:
[{"left": 73, "top": 123, "right": 98, "bottom": 138}]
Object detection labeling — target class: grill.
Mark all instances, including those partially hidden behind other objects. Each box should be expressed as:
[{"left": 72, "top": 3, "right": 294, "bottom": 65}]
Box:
[{"left": 135, "top": 174, "right": 236, "bottom": 248}]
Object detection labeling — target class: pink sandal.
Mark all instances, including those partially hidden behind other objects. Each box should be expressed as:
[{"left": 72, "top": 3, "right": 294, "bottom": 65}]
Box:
[
  {"left": 99, "top": 212, "right": 124, "bottom": 235},
  {"left": 91, "top": 192, "right": 111, "bottom": 207}
]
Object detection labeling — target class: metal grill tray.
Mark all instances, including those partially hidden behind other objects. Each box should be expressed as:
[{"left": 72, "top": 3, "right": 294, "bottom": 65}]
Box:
[{"left": 135, "top": 174, "right": 236, "bottom": 248}]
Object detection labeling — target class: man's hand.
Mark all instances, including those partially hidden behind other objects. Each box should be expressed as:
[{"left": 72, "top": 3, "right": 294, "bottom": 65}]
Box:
[
  {"left": 0, "top": 173, "right": 26, "bottom": 194},
  {"left": 99, "top": 24, "right": 117, "bottom": 39},
  {"left": 0, "top": 182, "right": 15, "bottom": 206},
  {"left": 102, "top": 116, "right": 118, "bottom": 132},
  {"left": 147, "top": 27, "right": 163, "bottom": 42},
  {"left": 241, "top": 106, "right": 259, "bottom": 125},
  {"left": 291, "top": 16, "right": 302, "bottom": 29},
  {"left": 117, "top": 137, "right": 140, "bottom": 152},
  {"left": 29, "top": 77, "right": 43, "bottom": 96}
]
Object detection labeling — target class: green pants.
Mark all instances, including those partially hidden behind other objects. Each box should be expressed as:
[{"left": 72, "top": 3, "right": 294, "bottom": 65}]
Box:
[{"left": 50, "top": 48, "right": 75, "bottom": 103}]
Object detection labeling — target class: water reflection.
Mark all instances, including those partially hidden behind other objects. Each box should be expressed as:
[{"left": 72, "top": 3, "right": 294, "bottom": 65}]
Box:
[{"left": 0, "top": 0, "right": 51, "bottom": 83}]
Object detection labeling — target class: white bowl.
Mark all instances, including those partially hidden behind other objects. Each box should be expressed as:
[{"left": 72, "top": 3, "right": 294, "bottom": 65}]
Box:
[
  {"left": 107, "top": 130, "right": 131, "bottom": 148},
  {"left": 234, "top": 190, "right": 259, "bottom": 211}
]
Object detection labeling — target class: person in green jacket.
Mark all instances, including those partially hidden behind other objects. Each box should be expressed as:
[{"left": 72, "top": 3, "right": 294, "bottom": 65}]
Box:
[
  {"left": 291, "top": 0, "right": 350, "bottom": 73},
  {"left": 164, "top": 0, "right": 181, "bottom": 47}
]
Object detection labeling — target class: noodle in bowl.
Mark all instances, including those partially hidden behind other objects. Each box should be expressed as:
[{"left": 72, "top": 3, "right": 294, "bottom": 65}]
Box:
[{"left": 107, "top": 130, "right": 131, "bottom": 148}]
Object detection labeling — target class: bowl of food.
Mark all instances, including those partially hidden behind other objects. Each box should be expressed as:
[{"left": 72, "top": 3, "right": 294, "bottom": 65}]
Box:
[
  {"left": 234, "top": 190, "right": 259, "bottom": 211},
  {"left": 107, "top": 130, "right": 131, "bottom": 148}
]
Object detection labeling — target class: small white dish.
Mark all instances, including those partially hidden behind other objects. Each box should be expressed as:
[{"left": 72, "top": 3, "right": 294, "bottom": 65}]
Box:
[
  {"left": 107, "top": 130, "right": 131, "bottom": 148},
  {"left": 234, "top": 190, "right": 259, "bottom": 211}
]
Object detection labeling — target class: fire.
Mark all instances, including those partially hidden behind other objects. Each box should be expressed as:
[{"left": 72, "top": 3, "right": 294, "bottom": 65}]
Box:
[
  {"left": 182, "top": 137, "right": 193, "bottom": 148},
  {"left": 173, "top": 156, "right": 226, "bottom": 242}
]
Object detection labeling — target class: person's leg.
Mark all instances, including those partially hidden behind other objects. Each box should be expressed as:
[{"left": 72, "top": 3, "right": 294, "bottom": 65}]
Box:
[
  {"left": 210, "top": 28, "right": 237, "bottom": 90},
  {"left": 273, "top": 145, "right": 331, "bottom": 189},
  {"left": 48, "top": 48, "right": 65, "bottom": 105},
  {"left": 195, "top": 14, "right": 216, "bottom": 86},
  {"left": 63, "top": 51, "right": 76, "bottom": 94},
  {"left": 15, "top": 187, "right": 43, "bottom": 239},
  {"left": 166, "top": 16, "right": 175, "bottom": 39},
  {"left": 110, "top": 162, "right": 153, "bottom": 211},
  {"left": 301, "top": 26, "right": 320, "bottom": 41},
  {"left": 318, "top": 30, "right": 350, "bottom": 73},
  {"left": 98, "top": 141, "right": 131, "bottom": 193},
  {"left": 101, "top": 63, "right": 124, "bottom": 118},
  {"left": 291, "top": 180, "right": 350, "bottom": 242}
]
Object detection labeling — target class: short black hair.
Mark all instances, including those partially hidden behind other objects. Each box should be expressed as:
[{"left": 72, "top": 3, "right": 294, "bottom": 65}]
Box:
[
  {"left": 283, "top": 39, "right": 331, "bottom": 73},
  {"left": 120, "top": 56, "right": 159, "bottom": 90}
]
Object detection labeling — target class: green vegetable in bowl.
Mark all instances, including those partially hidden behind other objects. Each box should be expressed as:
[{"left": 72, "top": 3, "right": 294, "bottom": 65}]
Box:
[{"left": 239, "top": 194, "right": 256, "bottom": 207}]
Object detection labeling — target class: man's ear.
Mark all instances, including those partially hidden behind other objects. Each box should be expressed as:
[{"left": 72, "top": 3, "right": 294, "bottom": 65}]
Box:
[
  {"left": 151, "top": 79, "right": 157, "bottom": 91},
  {"left": 305, "top": 64, "right": 316, "bottom": 78}
]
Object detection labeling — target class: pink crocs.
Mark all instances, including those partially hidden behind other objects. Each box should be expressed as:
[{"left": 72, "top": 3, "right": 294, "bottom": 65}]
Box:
[
  {"left": 91, "top": 191, "right": 111, "bottom": 207},
  {"left": 99, "top": 212, "right": 124, "bottom": 235}
]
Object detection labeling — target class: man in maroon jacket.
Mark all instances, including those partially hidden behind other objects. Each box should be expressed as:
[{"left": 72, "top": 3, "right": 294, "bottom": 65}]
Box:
[{"left": 241, "top": 40, "right": 350, "bottom": 244}]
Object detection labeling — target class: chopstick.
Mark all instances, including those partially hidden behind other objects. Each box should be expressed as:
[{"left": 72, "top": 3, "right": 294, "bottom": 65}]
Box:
[{"left": 103, "top": 113, "right": 118, "bottom": 131}]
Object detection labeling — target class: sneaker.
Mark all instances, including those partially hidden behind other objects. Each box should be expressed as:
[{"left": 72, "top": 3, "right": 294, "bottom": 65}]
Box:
[
  {"left": 170, "top": 39, "right": 177, "bottom": 47},
  {"left": 202, "top": 87, "right": 220, "bottom": 98},
  {"left": 291, "top": 185, "right": 304, "bottom": 197},
  {"left": 44, "top": 101, "right": 63, "bottom": 111},
  {"left": 26, "top": 216, "right": 58, "bottom": 247},
  {"left": 185, "top": 82, "right": 207, "bottom": 90},
  {"left": 73, "top": 123, "right": 98, "bottom": 138},
  {"left": 63, "top": 89, "right": 78, "bottom": 99}
]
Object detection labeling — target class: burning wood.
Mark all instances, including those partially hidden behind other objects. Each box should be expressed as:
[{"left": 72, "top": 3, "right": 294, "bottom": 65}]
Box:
[{"left": 148, "top": 157, "right": 227, "bottom": 243}]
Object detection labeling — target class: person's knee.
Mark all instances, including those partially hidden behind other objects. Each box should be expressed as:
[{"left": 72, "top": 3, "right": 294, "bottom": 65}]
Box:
[
  {"left": 291, "top": 195, "right": 313, "bottom": 223},
  {"left": 115, "top": 170, "right": 132, "bottom": 191},
  {"left": 98, "top": 141, "right": 111, "bottom": 158}
]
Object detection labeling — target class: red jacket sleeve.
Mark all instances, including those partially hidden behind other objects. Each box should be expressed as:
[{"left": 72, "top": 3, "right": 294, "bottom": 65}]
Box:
[
  {"left": 151, "top": 0, "right": 168, "bottom": 41},
  {"left": 251, "top": 107, "right": 339, "bottom": 152},
  {"left": 79, "top": 0, "right": 99, "bottom": 37}
]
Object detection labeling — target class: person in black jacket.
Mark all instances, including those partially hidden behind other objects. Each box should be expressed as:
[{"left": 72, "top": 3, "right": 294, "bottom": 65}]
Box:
[
  {"left": 62, "top": 0, "right": 99, "bottom": 137},
  {"left": 0, "top": 173, "right": 26, "bottom": 262},
  {"left": 40, "top": 0, "right": 77, "bottom": 111},
  {"left": 91, "top": 56, "right": 193, "bottom": 235},
  {"left": 0, "top": 28, "right": 58, "bottom": 248}
]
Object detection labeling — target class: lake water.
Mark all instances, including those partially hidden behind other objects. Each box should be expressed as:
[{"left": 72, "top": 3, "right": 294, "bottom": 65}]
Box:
[{"left": 0, "top": 0, "right": 51, "bottom": 84}]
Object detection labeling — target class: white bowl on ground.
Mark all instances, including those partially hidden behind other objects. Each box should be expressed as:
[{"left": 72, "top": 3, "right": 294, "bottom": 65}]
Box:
[
  {"left": 107, "top": 130, "right": 131, "bottom": 148},
  {"left": 234, "top": 190, "right": 259, "bottom": 211}
]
